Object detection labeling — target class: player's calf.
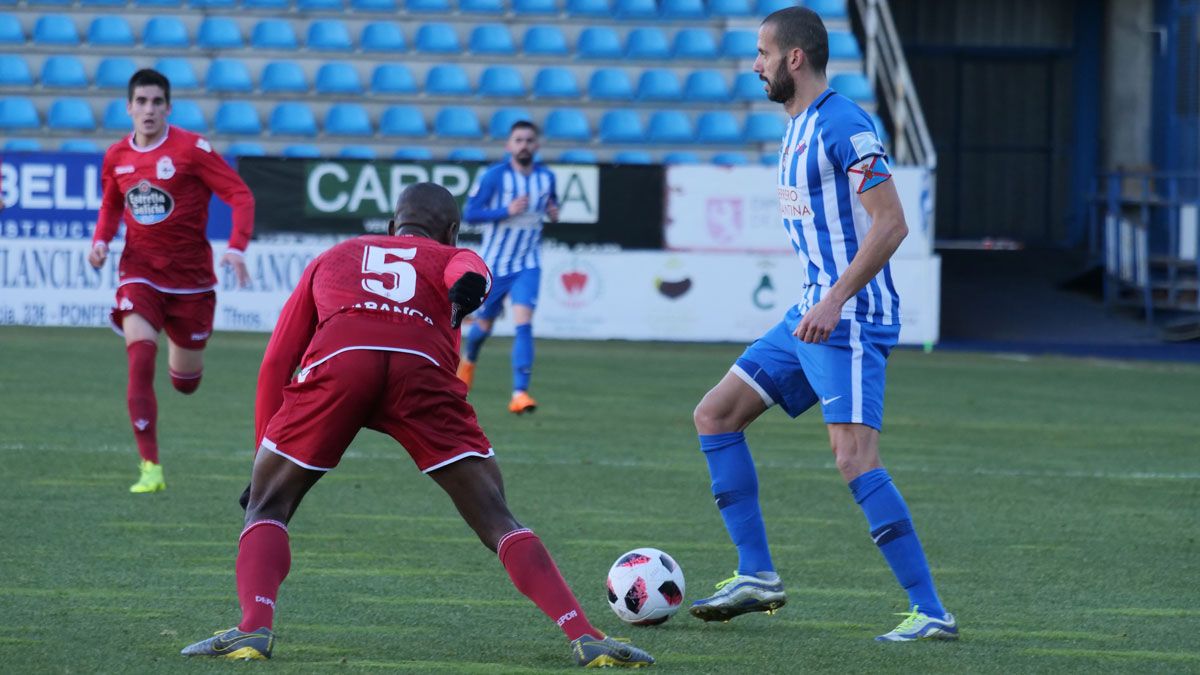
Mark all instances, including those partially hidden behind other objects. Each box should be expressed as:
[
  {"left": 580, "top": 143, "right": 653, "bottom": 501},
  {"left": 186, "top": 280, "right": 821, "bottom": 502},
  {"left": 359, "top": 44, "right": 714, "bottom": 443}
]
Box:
[{"left": 170, "top": 368, "right": 203, "bottom": 394}]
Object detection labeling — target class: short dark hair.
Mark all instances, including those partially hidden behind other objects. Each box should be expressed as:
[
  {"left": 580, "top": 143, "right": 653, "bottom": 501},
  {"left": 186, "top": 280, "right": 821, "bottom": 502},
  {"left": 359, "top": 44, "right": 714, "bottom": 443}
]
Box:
[
  {"left": 763, "top": 6, "right": 829, "bottom": 75},
  {"left": 509, "top": 120, "right": 539, "bottom": 137},
  {"left": 127, "top": 68, "right": 171, "bottom": 103}
]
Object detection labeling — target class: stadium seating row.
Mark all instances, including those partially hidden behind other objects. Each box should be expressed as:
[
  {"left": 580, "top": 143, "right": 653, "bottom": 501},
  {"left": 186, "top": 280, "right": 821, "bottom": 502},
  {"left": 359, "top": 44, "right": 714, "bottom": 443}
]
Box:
[
  {"left": 1, "top": 0, "right": 845, "bottom": 20},
  {"left": 0, "top": 15, "right": 857, "bottom": 61}
]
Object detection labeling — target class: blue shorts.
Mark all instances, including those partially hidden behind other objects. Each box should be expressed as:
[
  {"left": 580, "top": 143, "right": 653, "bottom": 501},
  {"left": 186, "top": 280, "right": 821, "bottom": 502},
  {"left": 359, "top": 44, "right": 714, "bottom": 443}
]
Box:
[
  {"left": 733, "top": 313, "right": 900, "bottom": 430},
  {"left": 476, "top": 267, "right": 541, "bottom": 321}
]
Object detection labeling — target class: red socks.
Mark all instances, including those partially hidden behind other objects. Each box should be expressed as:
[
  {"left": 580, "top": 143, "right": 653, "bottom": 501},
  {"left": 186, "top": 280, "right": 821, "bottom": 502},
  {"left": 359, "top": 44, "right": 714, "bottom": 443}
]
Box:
[
  {"left": 126, "top": 340, "right": 158, "bottom": 464},
  {"left": 497, "top": 529, "right": 601, "bottom": 641},
  {"left": 236, "top": 520, "right": 292, "bottom": 632},
  {"left": 169, "top": 368, "right": 202, "bottom": 394}
]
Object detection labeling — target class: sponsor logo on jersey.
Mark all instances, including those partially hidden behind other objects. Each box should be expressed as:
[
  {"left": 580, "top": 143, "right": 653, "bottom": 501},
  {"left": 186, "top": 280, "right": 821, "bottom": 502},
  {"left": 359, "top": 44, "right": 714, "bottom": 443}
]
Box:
[
  {"left": 190, "top": 331, "right": 211, "bottom": 341},
  {"left": 115, "top": 165, "right": 136, "bottom": 175},
  {"left": 195, "top": 138, "right": 212, "bottom": 153},
  {"left": 125, "top": 179, "right": 175, "bottom": 225},
  {"left": 777, "top": 187, "right": 814, "bottom": 219},
  {"left": 156, "top": 156, "right": 176, "bottom": 180}
]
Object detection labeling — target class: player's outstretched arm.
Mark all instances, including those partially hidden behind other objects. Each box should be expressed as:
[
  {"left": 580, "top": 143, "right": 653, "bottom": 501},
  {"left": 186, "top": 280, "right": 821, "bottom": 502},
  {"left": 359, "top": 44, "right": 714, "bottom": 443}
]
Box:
[{"left": 462, "top": 170, "right": 510, "bottom": 224}]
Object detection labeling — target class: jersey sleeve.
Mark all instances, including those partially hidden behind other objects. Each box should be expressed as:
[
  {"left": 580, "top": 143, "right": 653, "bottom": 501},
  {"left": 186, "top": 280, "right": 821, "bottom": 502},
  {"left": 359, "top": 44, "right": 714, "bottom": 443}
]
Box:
[
  {"left": 92, "top": 150, "right": 125, "bottom": 247},
  {"left": 825, "top": 110, "right": 893, "bottom": 195},
  {"left": 254, "top": 258, "right": 319, "bottom": 447},
  {"left": 463, "top": 168, "right": 508, "bottom": 223},
  {"left": 191, "top": 137, "right": 255, "bottom": 252},
  {"left": 443, "top": 249, "right": 492, "bottom": 294}
]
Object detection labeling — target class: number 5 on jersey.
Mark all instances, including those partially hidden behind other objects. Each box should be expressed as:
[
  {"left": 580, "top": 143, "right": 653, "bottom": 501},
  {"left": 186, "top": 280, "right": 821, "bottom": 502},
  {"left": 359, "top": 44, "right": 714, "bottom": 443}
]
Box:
[{"left": 361, "top": 246, "right": 417, "bottom": 303}]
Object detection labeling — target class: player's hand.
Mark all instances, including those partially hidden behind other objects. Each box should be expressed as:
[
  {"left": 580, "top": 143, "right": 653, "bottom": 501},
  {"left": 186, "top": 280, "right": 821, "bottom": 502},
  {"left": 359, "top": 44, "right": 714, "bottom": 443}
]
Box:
[
  {"left": 221, "top": 250, "right": 251, "bottom": 288},
  {"left": 448, "top": 272, "right": 488, "bottom": 329},
  {"left": 87, "top": 242, "right": 108, "bottom": 269},
  {"left": 794, "top": 296, "right": 842, "bottom": 344},
  {"left": 507, "top": 196, "right": 530, "bottom": 217},
  {"left": 546, "top": 202, "right": 560, "bottom": 222}
]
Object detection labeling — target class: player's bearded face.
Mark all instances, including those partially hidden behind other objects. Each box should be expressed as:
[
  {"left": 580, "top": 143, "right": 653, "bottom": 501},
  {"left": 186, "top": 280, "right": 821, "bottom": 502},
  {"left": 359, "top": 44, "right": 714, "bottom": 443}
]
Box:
[
  {"left": 764, "top": 60, "right": 795, "bottom": 104},
  {"left": 507, "top": 131, "right": 538, "bottom": 167}
]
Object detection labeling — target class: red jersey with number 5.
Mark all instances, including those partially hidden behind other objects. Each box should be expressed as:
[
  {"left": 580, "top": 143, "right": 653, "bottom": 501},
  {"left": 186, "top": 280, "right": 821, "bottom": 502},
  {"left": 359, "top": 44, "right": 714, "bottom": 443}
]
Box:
[
  {"left": 93, "top": 125, "right": 255, "bottom": 292},
  {"left": 254, "top": 234, "right": 491, "bottom": 445}
]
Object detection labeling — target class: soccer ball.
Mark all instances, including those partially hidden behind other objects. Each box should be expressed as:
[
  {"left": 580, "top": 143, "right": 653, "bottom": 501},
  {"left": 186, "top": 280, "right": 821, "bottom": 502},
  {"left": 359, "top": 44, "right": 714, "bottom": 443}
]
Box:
[{"left": 605, "top": 548, "right": 685, "bottom": 626}]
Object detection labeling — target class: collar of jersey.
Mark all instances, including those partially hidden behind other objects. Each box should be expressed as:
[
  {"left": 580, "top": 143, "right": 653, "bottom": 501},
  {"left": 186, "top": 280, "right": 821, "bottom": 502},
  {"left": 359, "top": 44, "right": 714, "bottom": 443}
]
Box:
[{"left": 127, "top": 125, "right": 171, "bottom": 153}]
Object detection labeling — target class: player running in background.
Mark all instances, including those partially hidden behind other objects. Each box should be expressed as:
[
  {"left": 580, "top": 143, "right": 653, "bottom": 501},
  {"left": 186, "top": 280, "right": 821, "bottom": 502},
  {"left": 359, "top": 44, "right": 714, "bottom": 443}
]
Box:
[
  {"left": 180, "top": 184, "right": 653, "bottom": 668},
  {"left": 687, "top": 8, "right": 957, "bottom": 642},
  {"left": 457, "top": 121, "right": 558, "bottom": 415},
  {"left": 88, "top": 68, "right": 254, "bottom": 494}
]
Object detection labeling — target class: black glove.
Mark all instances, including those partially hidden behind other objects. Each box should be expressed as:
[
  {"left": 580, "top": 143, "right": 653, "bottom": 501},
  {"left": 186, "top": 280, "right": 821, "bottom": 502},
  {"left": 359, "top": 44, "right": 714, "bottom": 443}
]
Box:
[{"left": 449, "top": 272, "right": 487, "bottom": 329}]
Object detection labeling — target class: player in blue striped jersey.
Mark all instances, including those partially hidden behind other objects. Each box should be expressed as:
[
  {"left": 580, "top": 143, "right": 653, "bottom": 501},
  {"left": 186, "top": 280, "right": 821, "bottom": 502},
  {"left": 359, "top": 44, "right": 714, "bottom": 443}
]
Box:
[
  {"left": 458, "top": 121, "right": 559, "bottom": 415},
  {"left": 688, "top": 7, "right": 957, "bottom": 643}
]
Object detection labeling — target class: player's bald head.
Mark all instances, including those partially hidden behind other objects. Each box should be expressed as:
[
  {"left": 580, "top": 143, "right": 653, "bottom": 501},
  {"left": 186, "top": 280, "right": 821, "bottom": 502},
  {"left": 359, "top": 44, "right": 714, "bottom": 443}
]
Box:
[{"left": 390, "top": 182, "right": 461, "bottom": 244}]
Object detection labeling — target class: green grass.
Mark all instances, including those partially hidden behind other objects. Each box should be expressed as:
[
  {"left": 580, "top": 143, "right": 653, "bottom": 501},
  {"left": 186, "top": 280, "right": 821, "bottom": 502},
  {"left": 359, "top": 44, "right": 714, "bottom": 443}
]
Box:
[{"left": 1, "top": 325, "right": 1197, "bottom": 673}]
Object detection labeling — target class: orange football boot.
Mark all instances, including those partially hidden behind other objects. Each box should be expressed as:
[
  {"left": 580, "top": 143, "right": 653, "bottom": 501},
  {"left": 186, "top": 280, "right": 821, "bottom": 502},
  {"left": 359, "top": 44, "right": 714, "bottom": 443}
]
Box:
[
  {"left": 509, "top": 391, "right": 538, "bottom": 415},
  {"left": 457, "top": 361, "right": 476, "bottom": 390}
]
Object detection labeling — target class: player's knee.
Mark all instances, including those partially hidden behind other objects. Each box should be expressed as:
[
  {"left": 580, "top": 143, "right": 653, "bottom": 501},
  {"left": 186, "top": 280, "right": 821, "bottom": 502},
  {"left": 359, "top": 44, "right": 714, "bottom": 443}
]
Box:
[
  {"left": 694, "top": 400, "right": 734, "bottom": 435},
  {"left": 831, "top": 438, "right": 879, "bottom": 481},
  {"left": 170, "top": 369, "right": 202, "bottom": 394}
]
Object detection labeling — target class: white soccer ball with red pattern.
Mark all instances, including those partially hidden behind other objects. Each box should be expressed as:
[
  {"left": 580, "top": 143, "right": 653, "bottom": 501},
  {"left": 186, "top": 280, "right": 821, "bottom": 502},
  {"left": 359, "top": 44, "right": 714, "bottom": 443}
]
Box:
[{"left": 605, "top": 548, "right": 685, "bottom": 626}]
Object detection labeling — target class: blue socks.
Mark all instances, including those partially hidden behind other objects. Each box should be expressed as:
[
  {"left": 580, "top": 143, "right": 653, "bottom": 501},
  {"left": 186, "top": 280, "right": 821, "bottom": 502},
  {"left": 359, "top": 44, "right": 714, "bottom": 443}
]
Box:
[
  {"left": 512, "top": 323, "right": 534, "bottom": 392},
  {"left": 699, "top": 432, "right": 774, "bottom": 575},
  {"left": 464, "top": 323, "right": 490, "bottom": 363},
  {"left": 849, "top": 468, "right": 945, "bottom": 617}
]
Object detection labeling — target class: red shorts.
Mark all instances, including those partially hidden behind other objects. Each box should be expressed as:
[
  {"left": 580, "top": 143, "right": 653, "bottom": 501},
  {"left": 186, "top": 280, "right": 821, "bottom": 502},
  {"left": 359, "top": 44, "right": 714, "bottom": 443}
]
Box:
[
  {"left": 261, "top": 349, "right": 493, "bottom": 473},
  {"left": 112, "top": 283, "right": 216, "bottom": 350}
]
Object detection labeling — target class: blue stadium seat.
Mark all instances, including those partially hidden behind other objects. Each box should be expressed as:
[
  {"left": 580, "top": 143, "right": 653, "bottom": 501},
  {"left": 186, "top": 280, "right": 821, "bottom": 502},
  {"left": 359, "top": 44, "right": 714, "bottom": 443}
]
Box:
[
  {"left": 226, "top": 142, "right": 265, "bottom": 156},
  {"left": 599, "top": 110, "right": 642, "bottom": 143},
  {"left": 532, "top": 67, "right": 579, "bottom": 98},
  {"left": 712, "top": 152, "right": 748, "bottom": 165},
  {"left": 732, "top": 72, "right": 766, "bottom": 101},
  {"left": 661, "top": 0, "right": 705, "bottom": 18},
  {"left": 41, "top": 56, "right": 88, "bottom": 88},
  {"left": 134, "top": 0, "right": 182, "bottom": 6},
  {"left": 191, "top": 0, "right": 236, "bottom": 7},
  {"left": 415, "top": 23, "right": 459, "bottom": 53},
  {"left": 270, "top": 102, "right": 317, "bottom": 136},
  {"left": 647, "top": 110, "right": 693, "bottom": 144},
  {"left": 0, "top": 55, "right": 32, "bottom": 87},
  {"left": 352, "top": 0, "right": 396, "bottom": 9},
  {"left": 252, "top": 20, "right": 298, "bottom": 50},
  {"left": 0, "top": 97, "right": 38, "bottom": 130},
  {"left": 34, "top": 15, "right": 79, "bottom": 45},
  {"left": 488, "top": 107, "right": 531, "bottom": 138},
  {"left": 406, "top": 0, "right": 450, "bottom": 11},
  {"left": 206, "top": 59, "right": 253, "bottom": 93},
  {"left": 325, "top": 103, "right": 372, "bottom": 136},
  {"left": 566, "top": 0, "right": 608, "bottom": 15},
  {"left": 469, "top": 24, "right": 514, "bottom": 55},
  {"left": 29, "top": 0, "right": 71, "bottom": 6},
  {"left": 613, "top": 150, "right": 652, "bottom": 164},
  {"left": 371, "top": 64, "right": 417, "bottom": 94},
  {"left": 339, "top": 145, "right": 377, "bottom": 159},
  {"left": 103, "top": 99, "right": 131, "bottom": 130},
  {"left": 283, "top": 144, "right": 321, "bottom": 157},
  {"left": 243, "top": 0, "right": 288, "bottom": 7},
  {"left": 5, "top": 139, "right": 40, "bottom": 151},
  {"left": 523, "top": 25, "right": 567, "bottom": 56},
  {"left": 315, "top": 62, "right": 363, "bottom": 94},
  {"left": 577, "top": 26, "right": 621, "bottom": 60},
  {"left": 379, "top": 105, "right": 426, "bottom": 136},
  {"left": 696, "top": 111, "right": 742, "bottom": 143},
  {"left": 513, "top": 0, "right": 557, "bottom": 14},
  {"left": 394, "top": 146, "right": 433, "bottom": 160},
  {"left": 674, "top": 29, "right": 718, "bottom": 59},
  {"left": 143, "top": 17, "right": 189, "bottom": 49},
  {"left": 709, "top": 0, "right": 752, "bottom": 16},
  {"left": 298, "top": 0, "right": 343, "bottom": 9},
  {"left": 434, "top": 106, "right": 482, "bottom": 138},
  {"left": 613, "top": 0, "right": 655, "bottom": 19},
  {"left": 559, "top": 149, "right": 596, "bottom": 163},
  {"left": 48, "top": 99, "right": 95, "bottom": 131},
  {"left": 424, "top": 64, "right": 471, "bottom": 96},
  {"left": 722, "top": 30, "right": 757, "bottom": 58},
  {"left": 755, "top": 0, "right": 795, "bottom": 15},
  {"left": 544, "top": 108, "right": 589, "bottom": 142},
  {"left": 197, "top": 17, "right": 242, "bottom": 49},
  {"left": 261, "top": 61, "right": 308, "bottom": 93},
  {"left": 831, "top": 73, "right": 873, "bottom": 102},
  {"left": 828, "top": 31, "right": 861, "bottom": 59},
  {"left": 154, "top": 58, "right": 199, "bottom": 91},
  {"left": 588, "top": 68, "right": 633, "bottom": 101},
  {"left": 625, "top": 28, "right": 669, "bottom": 60},
  {"left": 215, "top": 101, "right": 261, "bottom": 135},
  {"left": 0, "top": 14, "right": 22, "bottom": 45},
  {"left": 81, "top": 0, "right": 128, "bottom": 6},
  {"left": 88, "top": 16, "right": 134, "bottom": 46},
  {"left": 448, "top": 147, "right": 487, "bottom": 161},
  {"left": 807, "top": 0, "right": 847, "bottom": 18},
  {"left": 684, "top": 70, "right": 729, "bottom": 102},
  {"left": 744, "top": 111, "right": 786, "bottom": 142},
  {"left": 663, "top": 151, "right": 700, "bottom": 164},
  {"left": 636, "top": 70, "right": 681, "bottom": 101},
  {"left": 460, "top": 0, "right": 503, "bottom": 12},
  {"left": 308, "top": 20, "right": 352, "bottom": 52},
  {"left": 170, "top": 100, "right": 207, "bottom": 133},
  {"left": 479, "top": 66, "right": 525, "bottom": 98},
  {"left": 61, "top": 139, "right": 100, "bottom": 152},
  {"left": 361, "top": 22, "right": 405, "bottom": 52}
]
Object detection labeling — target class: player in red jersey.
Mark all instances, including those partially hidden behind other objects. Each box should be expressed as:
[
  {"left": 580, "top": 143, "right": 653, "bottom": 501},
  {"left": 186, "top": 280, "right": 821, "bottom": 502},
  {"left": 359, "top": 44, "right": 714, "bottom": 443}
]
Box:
[
  {"left": 180, "top": 183, "right": 655, "bottom": 668},
  {"left": 87, "top": 69, "right": 255, "bottom": 494}
]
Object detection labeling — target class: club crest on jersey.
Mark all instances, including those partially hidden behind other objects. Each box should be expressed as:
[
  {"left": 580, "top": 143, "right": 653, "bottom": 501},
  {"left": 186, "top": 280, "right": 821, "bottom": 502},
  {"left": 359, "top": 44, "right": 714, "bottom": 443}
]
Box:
[
  {"left": 156, "top": 156, "right": 176, "bottom": 180},
  {"left": 195, "top": 137, "right": 212, "bottom": 153},
  {"left": 126, "top": 180, "right": 175, "bottom": 225},
  {"left": 847, "top": 156, "right": 892, "bottom": 194}
]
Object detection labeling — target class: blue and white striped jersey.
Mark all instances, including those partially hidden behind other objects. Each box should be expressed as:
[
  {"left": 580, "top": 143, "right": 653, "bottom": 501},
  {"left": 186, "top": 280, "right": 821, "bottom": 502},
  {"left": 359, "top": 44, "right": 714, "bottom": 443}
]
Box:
[
  {"left": 463, "top": 161, "right": 558, "bottom": 277},
  {"left": 777, "top": 89, "right": 901, "bottom": 325}
]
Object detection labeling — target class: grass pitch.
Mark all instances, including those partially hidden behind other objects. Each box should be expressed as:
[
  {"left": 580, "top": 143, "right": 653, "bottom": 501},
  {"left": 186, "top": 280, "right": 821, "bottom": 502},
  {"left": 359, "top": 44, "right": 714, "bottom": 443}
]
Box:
[{"left": 0, "top": 326, "right": 1197, "bottom": 673}]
